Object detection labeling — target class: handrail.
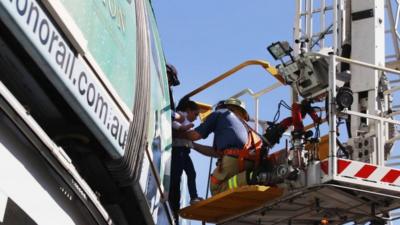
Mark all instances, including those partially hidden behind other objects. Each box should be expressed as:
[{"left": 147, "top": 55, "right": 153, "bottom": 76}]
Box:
[
  {"left": 310, "top": 52, "right": 400, "bottom": 75},
  {"left": 230, "top": 83, "right": 283, "bottom": 99},
  {"left": 183, "top": 60, "right": 284, "bottom": 99},
  {"left": 229, "top": 83, "right": 283, "bottom": 131}
]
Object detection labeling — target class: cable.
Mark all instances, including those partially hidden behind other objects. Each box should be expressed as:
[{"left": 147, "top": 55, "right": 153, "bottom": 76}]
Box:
[
  {"left": 312, "top": 106, "right": 322, "bottom": 140},
  {"left": 272, "top": 100, "right": 292, "bottom": 123},
  {"left": 205, "top": 157, "right": 213, "bottom": 199}
]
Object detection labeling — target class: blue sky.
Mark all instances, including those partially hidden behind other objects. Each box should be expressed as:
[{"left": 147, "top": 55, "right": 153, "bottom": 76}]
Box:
[
  {"left": 152, "top": 0, "right": 294, "bottom": 104},
  {"left": 152, "top": 1, "right": 298, "bottom": 224}
]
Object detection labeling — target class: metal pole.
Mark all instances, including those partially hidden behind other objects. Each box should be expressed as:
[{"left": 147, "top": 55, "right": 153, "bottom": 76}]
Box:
[
  {"left": 378, "top": 120, "right": 385, "bottom": 166},
  {"left": 255, "top": 98, "right": 259, "bottom": 132},
  {"left": 293, "top": 0, "right": 303, "bottom": 55},
  {"left": 202, "top": 157, "right": 213, "bottom": 223},
  {"left": 205, "top": 157, "right": 213, "bottom": 199},
  {"left": 342, "top": 109, "right": 400, "bottom": 126},
  {"left": 333, "top": 0, "right": 338, "bottom": 53},
  {"left": 308, "top": 53, "right": 400, "bottom": 76},
  {"left": 292, "top": 0, "right": 302, "bottom": 103},
  {"left": 386, "top": 0, "right": 400, "bottom": 60},
  {"left": 375, "top": 121, "right": 381, "bottom": 165},
  {"left": 306, "top": 0, "right": 313, "bottom": 50},
  {"left": 320, "top": 0, "right": 326, "bottom": 47},
  {"left": 328, "top": 55, "right": 337, "bottom": 178}
]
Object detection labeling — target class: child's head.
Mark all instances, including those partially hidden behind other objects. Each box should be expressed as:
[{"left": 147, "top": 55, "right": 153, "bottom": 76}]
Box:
[{"left": 177, "top": 99, "right": 199, "bottom": 122}]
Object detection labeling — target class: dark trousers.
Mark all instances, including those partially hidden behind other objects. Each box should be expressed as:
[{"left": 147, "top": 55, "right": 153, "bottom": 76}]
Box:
[{"left": 169, "top": 147, "right": 198, "bottom": 215}]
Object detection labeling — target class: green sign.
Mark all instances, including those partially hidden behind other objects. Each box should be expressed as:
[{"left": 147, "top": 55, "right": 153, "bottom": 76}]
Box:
[{"left": 59, "top": 0, "right": 137, "bottom": 108}]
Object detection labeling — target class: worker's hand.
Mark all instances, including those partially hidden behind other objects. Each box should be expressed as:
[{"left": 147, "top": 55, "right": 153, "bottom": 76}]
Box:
[
  {"left": 173, "top": 111, "right": 184, "bottom": 123},
  {"left": 192, "top": 142, "right": 219, "bottom": 157},
  {"left": 181, "top": 123, "right": 194, "bottom": 131},
  {"left": 264, "top": 123, "right": 286, "bottom": 146}
]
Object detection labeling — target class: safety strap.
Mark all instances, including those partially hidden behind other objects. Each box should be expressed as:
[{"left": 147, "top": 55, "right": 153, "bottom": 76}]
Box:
[
  {"left": 224, "top": 119, "right": 263, "bottom": 172},
  {"left": 210, "top": 175, "right": 221, "bottom": 185},
  {"left": 212, "top": 116, "right": 263, "bottom": 186}
]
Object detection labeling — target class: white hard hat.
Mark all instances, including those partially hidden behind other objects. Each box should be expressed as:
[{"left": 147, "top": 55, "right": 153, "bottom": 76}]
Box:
[{"left": 223, "top": 98, "right": 249, "bottom": 121}]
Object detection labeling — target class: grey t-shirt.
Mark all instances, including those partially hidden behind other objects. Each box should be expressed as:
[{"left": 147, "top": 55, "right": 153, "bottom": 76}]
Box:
[{"left": 195, "top": 109, "right": 248, "bottom": 151}]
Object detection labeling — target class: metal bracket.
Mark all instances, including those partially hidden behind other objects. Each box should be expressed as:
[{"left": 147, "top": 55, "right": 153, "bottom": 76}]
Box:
[{"left": 352, "top": 9, "right": 374, "bottom": 21}]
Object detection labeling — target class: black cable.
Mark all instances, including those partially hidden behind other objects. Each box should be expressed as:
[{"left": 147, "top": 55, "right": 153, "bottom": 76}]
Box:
[
  {"left": 205, "top": 157, "right": 213, "bottom": 199},
  {"left": 336, "top": 138, "right": 349, "bottom": 158},
  {"left": 333, "top": 117, "right": 350, "bottom": 158},
  {"left": 312, "top": 106, "right": 322, "bottom": 139},
  {"left": 310, "top": 23, "right": 333, "bottom": 49},
  {"left": 280, "top": 100, "right": 292, "bottom": 110}
]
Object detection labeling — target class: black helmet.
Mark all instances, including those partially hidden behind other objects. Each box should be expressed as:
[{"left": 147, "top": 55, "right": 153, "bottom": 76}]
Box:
[
  {"left": 215, "top": 100, "right": 226, "bottom": 110},
  {"left": 166, "top": 63, "right": 180, "bottom": 86}
]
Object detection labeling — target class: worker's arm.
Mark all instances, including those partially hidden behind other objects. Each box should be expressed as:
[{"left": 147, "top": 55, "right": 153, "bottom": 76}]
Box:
[
  {"left": 172, "top": 121, "right": 194, "bottom": 131},
  {"left": 192, "top": 142, "right": 219, "bottom": 158},
  {"left": 180, "top": 130, "right": 202, "bottom": 141},
  {"left": 176, "top": 111, "right": 217, "bottom": 141},
  {"left": 180, "top": 123, "right": 194, "bottom": 131}
]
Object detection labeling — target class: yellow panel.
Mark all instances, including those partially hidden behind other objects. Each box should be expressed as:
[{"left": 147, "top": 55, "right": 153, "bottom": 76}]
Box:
[
  {"left": 184, "top": 60, "right": 285, "bottom": 100},
  {"left": 195, "top": 101, "right": 213, "bottom": 122},
  {"left": 179, "top": 185, "right": 283, "bottom": 223},
  {"left": 199, "top": 110, "right": 212, "bottom": 122},
  {"left": 305, "top": 134, "right": 329, "bottom": 160},
  {"left": 265, "top": 65, "right": 285, "bottom": 83},
  {"left": 270, "top": 135, "right": 330, "bottom": 162}
]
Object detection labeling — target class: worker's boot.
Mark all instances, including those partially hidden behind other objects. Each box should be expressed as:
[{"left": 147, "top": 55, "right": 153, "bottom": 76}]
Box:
[
  {"left": 190, "top": 197, "right": 204, "bottom": 205},
  {"left": 247, "top": 165, "right": 290, "bottom": 186}
]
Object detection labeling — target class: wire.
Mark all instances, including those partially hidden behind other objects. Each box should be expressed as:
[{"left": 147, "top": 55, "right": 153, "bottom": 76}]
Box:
[
  {"left": 205, "top": 157, "right": 213, "bottom": 199},
  {"left": 272, "top": 100, "right": 292, "bottom": 123},
  {"left": 335, "top": 118, "right": 350, "bottom": 158},
  {"left": 310, "top": 23, "right": 333, "bottom": 49},
  {"left": 312, "top": 106, "right": 322, "bottom": 139}
]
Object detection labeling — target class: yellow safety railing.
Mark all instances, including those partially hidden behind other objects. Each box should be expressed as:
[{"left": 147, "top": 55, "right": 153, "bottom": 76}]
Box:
[{"left": 183, "top": 60, "right": 284, "bottom": 99}]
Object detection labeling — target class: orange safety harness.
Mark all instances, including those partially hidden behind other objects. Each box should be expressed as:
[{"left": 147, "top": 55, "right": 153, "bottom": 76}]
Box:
[
  {"left": 210, "top": 118, "right": 264, "bottom": 186},
  {"left": 220, "top": 119, "right": 263, "bottom": 172},
  {"left": 211, "top": 121, "right": 263, "bottom": 186}
]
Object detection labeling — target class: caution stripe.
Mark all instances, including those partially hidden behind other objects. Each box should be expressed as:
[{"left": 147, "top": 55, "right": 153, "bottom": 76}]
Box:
[{"left": 321, "top": 159, "right": 400, "bottom": 185}]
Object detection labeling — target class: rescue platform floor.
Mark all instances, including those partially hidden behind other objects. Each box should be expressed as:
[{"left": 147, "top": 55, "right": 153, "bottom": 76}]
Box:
[
  {"left": 179, "top": 185, "right": 283, "bottom": 223},
  {"left": 180, "top": 183, "right": 400, "bottom": 225}
]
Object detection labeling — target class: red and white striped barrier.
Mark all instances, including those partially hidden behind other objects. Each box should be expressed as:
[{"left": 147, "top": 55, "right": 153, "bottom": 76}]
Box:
[{"left": 320, "top": 159, "right": 400, "bottom": 185}]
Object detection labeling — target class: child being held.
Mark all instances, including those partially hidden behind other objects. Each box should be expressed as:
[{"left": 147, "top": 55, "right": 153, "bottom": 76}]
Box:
[{"left": 169, "top": 100, "right": 203, "bottom": 223}]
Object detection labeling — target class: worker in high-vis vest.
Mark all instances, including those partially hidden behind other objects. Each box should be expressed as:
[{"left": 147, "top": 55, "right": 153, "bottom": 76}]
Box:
[{"left": 181, "top": 98, "right": 265, "bottom": 195}]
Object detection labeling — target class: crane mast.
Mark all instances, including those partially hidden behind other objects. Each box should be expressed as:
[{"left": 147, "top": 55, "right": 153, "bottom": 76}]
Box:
[{"left": 293, "top": 0, "right": 395, "bottom": 164}]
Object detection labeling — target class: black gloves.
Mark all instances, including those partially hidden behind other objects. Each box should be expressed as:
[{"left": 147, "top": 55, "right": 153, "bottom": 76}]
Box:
[{"left": 264, "top": 123, "right": 286, "bottom": 147}]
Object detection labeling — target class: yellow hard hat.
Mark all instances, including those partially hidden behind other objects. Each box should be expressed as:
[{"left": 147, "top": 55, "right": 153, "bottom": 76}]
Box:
[{"left": 223, "top": 98, "right": 249, "bottom": 121}]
